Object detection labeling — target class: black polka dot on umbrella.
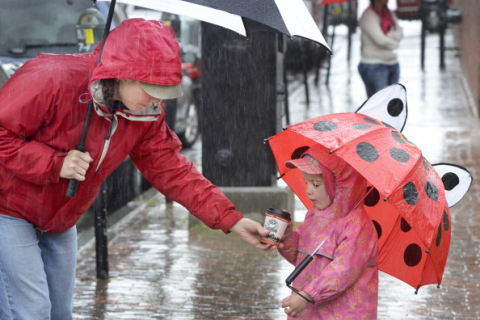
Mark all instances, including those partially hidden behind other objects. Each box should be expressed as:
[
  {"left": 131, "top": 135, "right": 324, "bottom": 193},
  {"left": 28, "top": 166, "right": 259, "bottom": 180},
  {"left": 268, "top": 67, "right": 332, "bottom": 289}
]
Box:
[
  {"left": 387, "top": 98, "right": 404, "bottom": 117},
  {"left": 314, "top": 121, "right": 337, "bottom": 132},
  {"left": 442, "top": 210, "right": 450, "bottom": 232},
  {"left": 441, "top": 172, "right": 460, "bottom": 191},
  {"left": 403, "top": 182, "right": 418, "bottom": 205},
  {"left": 404, "top": 243, "right": 423, "bottom": 267},
  {"left": 390, "top": 148, "right": 410, "bottom": 163},
  {"left": 365, "top": 187, "right": 380, "bottom": 207},
  {"left": 425, "top": 181, "right": 439, "bottom": 201},
  {"left": 356, "top": 142, "right": 379, "bottom": 162},
  {"left": 290, "top": 146, "right": 310, "bottom": 160},
  {"left": 352, "top": 123, "right": 371, "bottom": 130},
  {"left": 372, "top": 220, "right": 382, "bottom": 239},
  {"left": 391, "top": 131, "right": 406, "bottom": 144},
  {"left": 364, "top": 117, "right": 380, "bottom": 125},
  {"left": 435, "top": 223, "right": 442, "bottom": 246},
  {"left": 400, "top": 218, "right": 412, "bottom": 232}
]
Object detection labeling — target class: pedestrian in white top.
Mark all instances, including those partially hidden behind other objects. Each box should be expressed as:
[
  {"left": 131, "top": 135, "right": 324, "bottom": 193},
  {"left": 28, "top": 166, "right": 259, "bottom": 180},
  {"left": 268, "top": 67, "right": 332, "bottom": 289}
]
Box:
[{"left": 358, "top": 0, "right": 403, "bottom": 98}]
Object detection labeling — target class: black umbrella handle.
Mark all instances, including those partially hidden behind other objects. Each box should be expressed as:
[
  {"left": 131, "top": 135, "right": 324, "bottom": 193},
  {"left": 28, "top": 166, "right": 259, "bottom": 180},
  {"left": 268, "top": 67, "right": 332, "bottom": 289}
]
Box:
[
  {"left": 65, "top": 144, "right": 88, "bottom": 198},
  {"left": 66, "top": 177, "right": 80, "bottom": 198},
  {"left": 286, "top": 238, "right": 326, "bottom": 285},
  {"left": 285, "top": 254, "right": 313, "bottom": 286}
]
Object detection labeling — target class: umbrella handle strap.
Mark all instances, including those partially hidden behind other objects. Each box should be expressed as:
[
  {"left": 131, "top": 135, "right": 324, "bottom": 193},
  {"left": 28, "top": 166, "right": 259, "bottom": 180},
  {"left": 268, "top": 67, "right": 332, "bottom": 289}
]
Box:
[{"left": 287, "top": 284, "right": 314, "bottom": 304}]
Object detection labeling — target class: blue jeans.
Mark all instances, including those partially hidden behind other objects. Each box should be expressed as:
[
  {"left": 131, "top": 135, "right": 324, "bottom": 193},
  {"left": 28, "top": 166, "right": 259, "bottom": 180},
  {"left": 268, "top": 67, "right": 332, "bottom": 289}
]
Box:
[
  {"left": 0, "top": 215, "right": 77, "bottom": 320},
  {"left": 358, "top": 62, "right": 400, "bottom": 98}
]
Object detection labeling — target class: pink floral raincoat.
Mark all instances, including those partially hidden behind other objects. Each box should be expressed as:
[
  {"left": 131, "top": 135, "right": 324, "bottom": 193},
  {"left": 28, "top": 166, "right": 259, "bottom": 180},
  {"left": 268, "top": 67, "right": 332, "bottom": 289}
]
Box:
[{"left": 278, "top": 146, "right": 379, "bottom": 319}]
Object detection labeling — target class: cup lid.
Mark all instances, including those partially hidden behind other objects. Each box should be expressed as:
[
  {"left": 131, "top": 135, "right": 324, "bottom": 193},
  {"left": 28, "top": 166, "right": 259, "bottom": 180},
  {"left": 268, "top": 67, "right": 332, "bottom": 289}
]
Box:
[{"left": 266, "top": 207, "right": 291, "bottom": 220}]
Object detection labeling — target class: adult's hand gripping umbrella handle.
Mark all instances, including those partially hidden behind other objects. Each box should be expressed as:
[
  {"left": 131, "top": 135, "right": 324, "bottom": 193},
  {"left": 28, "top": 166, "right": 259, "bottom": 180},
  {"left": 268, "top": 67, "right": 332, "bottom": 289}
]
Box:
[
  {"left": 65, "top": 144, "right": 88, "bottom": 198},
  {"left": 65, "top": 101, "right": 93, "bottom": 198}
]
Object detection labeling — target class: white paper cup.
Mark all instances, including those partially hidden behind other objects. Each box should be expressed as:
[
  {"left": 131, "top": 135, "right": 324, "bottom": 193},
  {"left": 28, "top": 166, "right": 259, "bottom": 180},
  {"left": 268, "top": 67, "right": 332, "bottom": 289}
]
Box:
[{"left": 260, "top": 208, "right": 291, "bottom": 246}]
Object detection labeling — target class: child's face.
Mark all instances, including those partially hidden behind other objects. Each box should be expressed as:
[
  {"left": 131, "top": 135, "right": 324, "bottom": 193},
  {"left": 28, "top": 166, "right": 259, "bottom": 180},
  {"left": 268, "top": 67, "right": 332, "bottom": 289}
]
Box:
[{"left": 302, "top": 172, "right": 333, "bottom": 210}]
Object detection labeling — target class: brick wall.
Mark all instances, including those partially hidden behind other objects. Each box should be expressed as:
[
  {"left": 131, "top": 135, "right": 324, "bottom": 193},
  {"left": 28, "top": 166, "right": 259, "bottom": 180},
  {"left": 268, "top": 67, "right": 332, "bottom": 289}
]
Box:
[{"left": 451, "top": 0, "right": 480, "bottom": 114}]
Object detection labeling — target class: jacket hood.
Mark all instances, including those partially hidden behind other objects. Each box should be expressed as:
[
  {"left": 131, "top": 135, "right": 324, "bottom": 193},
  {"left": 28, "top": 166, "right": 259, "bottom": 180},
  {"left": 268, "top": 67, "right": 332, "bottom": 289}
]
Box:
[
  {"left": 89, "top": 18, "right": 182, "bottom": 88},
  {"left": 305, "top": 145, "right": 367, "bottom": 217}
]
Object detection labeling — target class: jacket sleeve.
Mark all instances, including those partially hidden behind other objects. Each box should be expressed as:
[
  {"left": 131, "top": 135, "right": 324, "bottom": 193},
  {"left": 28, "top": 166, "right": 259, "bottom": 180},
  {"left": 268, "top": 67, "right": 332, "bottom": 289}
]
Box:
[
  {"left": 129, "top": 118, "right": 243, "bottom": 233},
  {"left": 359, "top": 10, "right": 400, "bottom": 50},
  {"left": 301, "top": 210, "right": 378, "bottom": 304},
  {"left": 0, "top": 62, "right": 66, "bottom": 185},
  {"left": 277, "top": 227, "right": 301, "bottom": 265}
]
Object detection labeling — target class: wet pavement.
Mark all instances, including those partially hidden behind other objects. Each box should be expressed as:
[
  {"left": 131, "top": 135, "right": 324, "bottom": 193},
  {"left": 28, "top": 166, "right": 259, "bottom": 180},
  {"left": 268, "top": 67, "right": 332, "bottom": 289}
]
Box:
[{"left": 74, "top": 20, "right": 480, "bottom": 319}]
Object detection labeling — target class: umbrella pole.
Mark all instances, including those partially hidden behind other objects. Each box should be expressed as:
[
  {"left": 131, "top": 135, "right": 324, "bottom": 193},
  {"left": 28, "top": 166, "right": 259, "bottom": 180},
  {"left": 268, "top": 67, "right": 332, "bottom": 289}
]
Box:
[
  {"left": 97, "top": 0, "right": 116, "bottom": 66},
  {"left": 65, "top": 0, "right": 116, "bottom": 198},
  {"left": 93, "top": 0, "right": 117, "bottom": 281}
]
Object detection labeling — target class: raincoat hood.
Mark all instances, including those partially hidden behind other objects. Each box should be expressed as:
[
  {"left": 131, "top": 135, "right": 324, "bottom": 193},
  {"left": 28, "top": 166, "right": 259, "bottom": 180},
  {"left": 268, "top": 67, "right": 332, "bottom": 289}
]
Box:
[
  {"left": 305, "top": 145, "right": 367, "bottom": 216},
  {"left": 89, "top": 18, "right": 182, "bottom": 94}
]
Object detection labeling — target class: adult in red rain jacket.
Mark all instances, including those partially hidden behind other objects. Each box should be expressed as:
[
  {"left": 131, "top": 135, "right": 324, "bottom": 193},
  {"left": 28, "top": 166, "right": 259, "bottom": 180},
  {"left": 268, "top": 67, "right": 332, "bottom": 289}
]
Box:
[{"left": 0, "top": 19, "right": 269, "bottom": 320}]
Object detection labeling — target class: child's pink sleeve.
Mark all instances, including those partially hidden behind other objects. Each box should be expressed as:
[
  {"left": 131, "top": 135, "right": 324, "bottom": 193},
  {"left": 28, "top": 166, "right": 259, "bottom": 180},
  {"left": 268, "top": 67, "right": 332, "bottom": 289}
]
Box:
[{"left": 277, "top": 227, "right": 301, "bottom": 265}]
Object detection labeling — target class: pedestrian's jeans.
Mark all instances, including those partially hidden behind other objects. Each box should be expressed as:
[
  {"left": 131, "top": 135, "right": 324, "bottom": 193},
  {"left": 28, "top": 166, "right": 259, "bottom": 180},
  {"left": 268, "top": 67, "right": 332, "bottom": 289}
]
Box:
[
  {"left": 0, "top": 214, "right": 77, "bottom": 320},
  {"left": 358, "top": 62, "right": 400, "bottom": 98}
]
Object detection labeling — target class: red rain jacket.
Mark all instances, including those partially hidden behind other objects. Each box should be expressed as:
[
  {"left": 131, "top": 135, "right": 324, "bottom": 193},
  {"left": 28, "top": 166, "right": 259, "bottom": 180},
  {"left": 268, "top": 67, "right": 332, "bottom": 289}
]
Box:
[{"left": 0, "top": 19, "right": 243, "bottom": 233}]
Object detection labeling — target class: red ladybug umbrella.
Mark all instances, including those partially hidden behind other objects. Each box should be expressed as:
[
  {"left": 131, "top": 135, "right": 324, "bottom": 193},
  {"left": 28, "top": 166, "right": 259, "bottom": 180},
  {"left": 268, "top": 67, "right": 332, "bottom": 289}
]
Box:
[{"left": 266, "top": 86, "right": 471, "bottom": 291}]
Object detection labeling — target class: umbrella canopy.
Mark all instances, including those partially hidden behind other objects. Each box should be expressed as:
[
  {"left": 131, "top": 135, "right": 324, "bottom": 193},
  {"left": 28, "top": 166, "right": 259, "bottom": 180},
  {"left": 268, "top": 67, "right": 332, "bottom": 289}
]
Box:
[
  {"left": 266, "top": 85, "right": 471, "bottom": 291},
  {"left": 97, "top": 0, "right": 330, "bottom": 52}
]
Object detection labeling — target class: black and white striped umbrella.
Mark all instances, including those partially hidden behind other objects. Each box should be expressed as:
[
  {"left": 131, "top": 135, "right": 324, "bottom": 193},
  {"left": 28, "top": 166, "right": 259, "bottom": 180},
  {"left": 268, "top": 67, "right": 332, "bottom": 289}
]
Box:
[{"left": 98, "top": 0, "right": 331, "bottom": 52}]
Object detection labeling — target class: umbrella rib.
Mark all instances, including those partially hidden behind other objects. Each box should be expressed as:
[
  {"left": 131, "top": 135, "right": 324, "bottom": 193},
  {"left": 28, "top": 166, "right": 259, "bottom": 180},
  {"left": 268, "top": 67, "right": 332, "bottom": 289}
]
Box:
[{"left": 277, "top": 172, "right": 286, "bottom": 179}]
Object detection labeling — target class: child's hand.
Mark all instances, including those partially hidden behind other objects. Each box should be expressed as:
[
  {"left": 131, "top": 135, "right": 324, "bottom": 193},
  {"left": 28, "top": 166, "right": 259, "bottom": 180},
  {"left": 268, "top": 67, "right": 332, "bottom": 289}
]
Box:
[
  {"left": 281, "top": 291, "right": 312, "bottom": 318},
  {"left": 277, "top": 220, "right": 294, "bottom": 250}
]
